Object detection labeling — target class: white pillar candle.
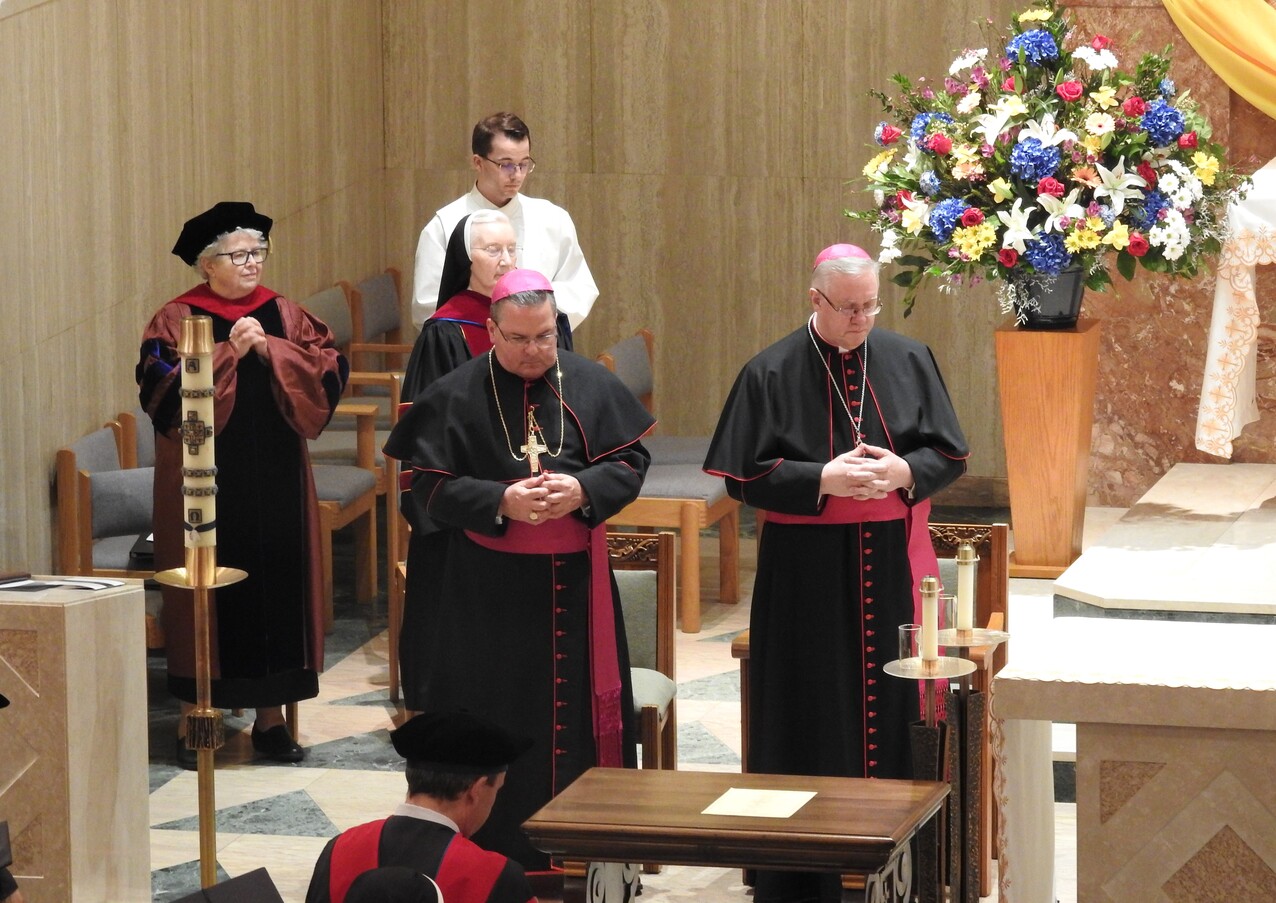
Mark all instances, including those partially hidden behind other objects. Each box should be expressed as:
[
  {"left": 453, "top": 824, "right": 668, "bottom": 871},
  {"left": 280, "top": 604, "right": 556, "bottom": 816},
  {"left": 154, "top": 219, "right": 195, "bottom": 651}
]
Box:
[
  {"left": 920, "top": 575, "right": 939, "bottom": 661},
  {"left": 178, "top": 316, "right": 217, "bottom": 549},
  {"left": 956, "top": 541, "right": 977, "bottom": 631}
]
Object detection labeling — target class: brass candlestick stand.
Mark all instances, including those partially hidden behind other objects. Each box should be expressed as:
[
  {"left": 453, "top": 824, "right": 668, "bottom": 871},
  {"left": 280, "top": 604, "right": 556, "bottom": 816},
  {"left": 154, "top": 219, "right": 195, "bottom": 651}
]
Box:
[{"left": 153, "top": 316, "right": 246, "bottom": 889}]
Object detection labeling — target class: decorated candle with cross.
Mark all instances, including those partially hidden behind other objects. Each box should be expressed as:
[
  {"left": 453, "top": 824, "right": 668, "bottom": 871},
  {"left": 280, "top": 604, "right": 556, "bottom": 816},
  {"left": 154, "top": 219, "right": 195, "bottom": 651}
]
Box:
[{"left": 177, "top": 316, "right": 218, "bottom": 548}]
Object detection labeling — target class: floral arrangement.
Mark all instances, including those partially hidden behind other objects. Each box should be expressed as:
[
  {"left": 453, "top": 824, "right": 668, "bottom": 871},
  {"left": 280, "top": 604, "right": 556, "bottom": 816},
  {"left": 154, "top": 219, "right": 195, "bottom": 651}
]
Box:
[{"left": 852, "top": 0, "right": 1250, "bottom": 317}]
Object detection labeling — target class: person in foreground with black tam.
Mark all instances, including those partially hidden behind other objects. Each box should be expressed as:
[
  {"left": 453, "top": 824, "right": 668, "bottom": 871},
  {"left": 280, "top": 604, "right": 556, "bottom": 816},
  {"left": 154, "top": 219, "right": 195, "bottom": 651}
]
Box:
[
  {"left": 345, "top": 867, "right": 442, "bottom": 903},
  {"left": 305, "top": 711, "right": 536, "bottom": 903},
  {"left": 138, "top": 201, "right": 347, "bottom": 769}
]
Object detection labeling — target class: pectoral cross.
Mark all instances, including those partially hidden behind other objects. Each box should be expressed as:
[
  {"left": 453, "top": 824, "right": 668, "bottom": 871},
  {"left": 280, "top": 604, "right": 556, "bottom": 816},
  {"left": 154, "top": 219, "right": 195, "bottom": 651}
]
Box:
[{"left": 521, "top": 409, "right": 549, "bottom": 475}]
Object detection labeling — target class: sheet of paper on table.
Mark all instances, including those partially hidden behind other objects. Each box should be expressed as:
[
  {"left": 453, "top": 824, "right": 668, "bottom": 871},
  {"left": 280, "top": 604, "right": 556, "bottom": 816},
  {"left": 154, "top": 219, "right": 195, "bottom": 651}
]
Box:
[{"left": 701, "top": 787, "right": 817, "bottom": 818}]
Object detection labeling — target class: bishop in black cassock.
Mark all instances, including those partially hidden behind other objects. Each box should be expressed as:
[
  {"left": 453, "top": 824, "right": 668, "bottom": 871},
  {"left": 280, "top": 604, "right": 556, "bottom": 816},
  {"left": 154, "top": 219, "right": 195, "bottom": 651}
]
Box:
[
  {"left": 384, "top": 270, "right": 653, "bottom": 874},
  {"left": 704, "top": 245, "right": 969, "bottom": 903}
]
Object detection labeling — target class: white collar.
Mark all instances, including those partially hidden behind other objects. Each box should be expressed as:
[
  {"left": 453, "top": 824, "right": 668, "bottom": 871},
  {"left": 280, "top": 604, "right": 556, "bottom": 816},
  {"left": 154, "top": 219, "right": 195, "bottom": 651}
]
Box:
[{"left": 394, "top": 801, "right": 460, "bottom": 834}]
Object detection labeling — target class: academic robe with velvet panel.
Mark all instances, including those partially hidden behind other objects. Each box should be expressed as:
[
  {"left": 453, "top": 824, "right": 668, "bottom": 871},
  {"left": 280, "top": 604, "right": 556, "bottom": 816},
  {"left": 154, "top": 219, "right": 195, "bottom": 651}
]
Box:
[
  {"left": 703, "top": 322, "right": 968, "bottom": 903},
  {"left": 305, "top": 805, "right": 535, "bottom": 903},
  {"left": 383, "top": 349, "right": 653, "bottom": 872},
  {"left": 138, "top": 286, "right": 346, "bottom": 707}
]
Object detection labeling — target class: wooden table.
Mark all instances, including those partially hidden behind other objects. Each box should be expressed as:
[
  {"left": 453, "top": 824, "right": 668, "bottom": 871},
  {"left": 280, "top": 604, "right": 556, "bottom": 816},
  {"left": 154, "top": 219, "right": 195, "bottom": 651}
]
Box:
[{"left": 524, "top": 767, "right": 947, "bottom": 902}]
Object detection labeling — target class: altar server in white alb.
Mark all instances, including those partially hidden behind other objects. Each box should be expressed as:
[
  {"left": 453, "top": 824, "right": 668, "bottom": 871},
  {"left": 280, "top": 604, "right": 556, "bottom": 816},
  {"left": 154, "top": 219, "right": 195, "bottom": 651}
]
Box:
[{"left": 412, "top": 112, "right": 598, "bottom": 338}]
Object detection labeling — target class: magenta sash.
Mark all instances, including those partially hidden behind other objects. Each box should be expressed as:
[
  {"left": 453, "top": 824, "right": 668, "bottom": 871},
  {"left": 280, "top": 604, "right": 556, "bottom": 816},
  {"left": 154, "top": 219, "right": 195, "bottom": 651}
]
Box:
[
  {"left": 765, "top": 494, "right": 939, "bottom": 627},
  {"left": 464, "top": 519, "right": 624, "bottom": 767}
]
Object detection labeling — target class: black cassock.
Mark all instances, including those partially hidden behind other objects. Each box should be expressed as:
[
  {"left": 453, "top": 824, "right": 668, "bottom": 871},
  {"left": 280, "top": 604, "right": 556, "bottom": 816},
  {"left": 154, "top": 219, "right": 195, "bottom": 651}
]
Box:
[
  {"left": 384, "top": 350, "right": 653, "bottom": 872},
  {"left": 704, "top": 321, "right": 968, "bottom": 903}
]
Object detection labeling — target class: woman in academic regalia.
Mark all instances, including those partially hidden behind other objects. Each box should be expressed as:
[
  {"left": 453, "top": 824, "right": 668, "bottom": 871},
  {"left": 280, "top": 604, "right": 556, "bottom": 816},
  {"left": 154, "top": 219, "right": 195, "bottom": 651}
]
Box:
[{"left": 137, "top": 201, "right": 347, "bottom": 769}]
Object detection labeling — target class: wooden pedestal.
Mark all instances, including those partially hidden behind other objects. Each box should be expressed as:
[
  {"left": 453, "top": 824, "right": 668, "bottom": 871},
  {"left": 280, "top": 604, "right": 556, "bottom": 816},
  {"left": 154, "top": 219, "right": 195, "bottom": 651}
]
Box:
[
  {"left": 0, "top": 579, "right": 151, "bottom": 902},
  {"left": 994, "top": 318, "right": 1100, "bottom": 578}
]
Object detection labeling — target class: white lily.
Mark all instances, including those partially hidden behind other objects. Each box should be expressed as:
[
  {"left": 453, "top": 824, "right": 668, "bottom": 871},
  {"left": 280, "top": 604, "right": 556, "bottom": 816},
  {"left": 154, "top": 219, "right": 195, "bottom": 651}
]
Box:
[
  {"left": 997, "top": 199, "right": 1038, "bottom": 252},
  {"left": 1093, "top": 158, "right": 1148, "bottom": 216},
  {"left": 972, "top": 95, "right": 1027, "bottom": 145},
  {"left": 1017, "top": 112, "right": 1078, "bottom": 147},
  {"left": 901, "top": 196, "right": 931, "bottom": 236},
  {"left": 1037, "top": 188, "right": 1085, "bottom": 233}
]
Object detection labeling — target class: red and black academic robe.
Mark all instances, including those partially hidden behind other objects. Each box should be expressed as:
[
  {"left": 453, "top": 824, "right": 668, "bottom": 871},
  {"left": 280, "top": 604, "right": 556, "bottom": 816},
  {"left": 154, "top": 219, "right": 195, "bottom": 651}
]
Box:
[
  {"left": 305, "top": 809, "right": 535, "bottom": 903},
  {"left": 137, "top": 285, "right": 347, "bottom": 707},
  {"left": 703, "top": 322, "right": 968, "bottom": 903},
  {"left": 383, "top": 350, "right": 653, "bottom": 872}
]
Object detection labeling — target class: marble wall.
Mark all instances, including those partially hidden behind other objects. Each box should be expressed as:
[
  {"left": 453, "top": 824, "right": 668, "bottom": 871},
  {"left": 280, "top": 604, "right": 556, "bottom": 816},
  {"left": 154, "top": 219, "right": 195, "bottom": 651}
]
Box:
[{"left": 1068, "top": 0, "right": 1276, "bottom": 506}]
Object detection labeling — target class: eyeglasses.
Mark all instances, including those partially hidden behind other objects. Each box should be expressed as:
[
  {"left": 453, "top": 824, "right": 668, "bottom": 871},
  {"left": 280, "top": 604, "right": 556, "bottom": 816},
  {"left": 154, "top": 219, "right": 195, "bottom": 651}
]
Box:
[
  {"left": 495, "top": 323, "right": 558, "bottom": 349},
  {"left": 475, "top": 243, "right": 519, "bottom": 260},
  {"left": 215, "top": 246, "right": 269, "bottom": 266},
  {"left": 814, "top": 287, "right": 882, "bottom": 319},
  {"left": 483, "top": 156, "right": 536, "bottom": 177}
]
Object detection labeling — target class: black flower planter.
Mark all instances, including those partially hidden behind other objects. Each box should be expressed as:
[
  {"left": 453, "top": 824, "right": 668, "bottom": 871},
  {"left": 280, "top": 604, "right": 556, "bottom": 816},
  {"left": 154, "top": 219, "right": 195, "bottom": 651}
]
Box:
[{"left": 1013, "top": 267, "right": 1085, "bottom": 329}]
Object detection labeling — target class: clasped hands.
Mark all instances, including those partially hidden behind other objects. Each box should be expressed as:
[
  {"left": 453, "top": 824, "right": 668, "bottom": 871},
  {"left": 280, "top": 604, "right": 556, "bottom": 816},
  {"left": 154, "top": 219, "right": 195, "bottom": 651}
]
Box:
[
  {"left": 228, "top": 316, "right": 271, "bottom": 360},
  {"left": 819, "top": 443, "right": 912, "bottom": 501},
  {"left": 500, "top": 472, "right": 585, "bottom": 524}
]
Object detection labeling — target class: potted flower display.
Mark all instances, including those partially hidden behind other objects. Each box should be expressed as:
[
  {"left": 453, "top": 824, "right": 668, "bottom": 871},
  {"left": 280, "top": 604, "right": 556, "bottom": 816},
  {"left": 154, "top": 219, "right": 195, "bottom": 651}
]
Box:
[{"left": 852, "top": 0, "right": 1249, "bottom": 327}]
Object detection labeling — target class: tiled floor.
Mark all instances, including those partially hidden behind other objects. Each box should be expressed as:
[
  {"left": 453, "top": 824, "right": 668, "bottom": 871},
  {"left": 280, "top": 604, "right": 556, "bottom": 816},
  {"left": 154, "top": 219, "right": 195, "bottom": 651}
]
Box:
[{"left": 147, "top": 507, "right": 1085, "bottom": 902}]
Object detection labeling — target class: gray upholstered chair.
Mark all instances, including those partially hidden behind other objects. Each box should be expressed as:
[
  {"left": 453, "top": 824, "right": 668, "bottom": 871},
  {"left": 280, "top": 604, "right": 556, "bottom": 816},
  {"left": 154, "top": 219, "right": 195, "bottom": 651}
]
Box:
[
  {"left": 597, "top": 329, "right": 712, "bottom": 465},
  {"left": 302, "top": 285, "right": 403, "bottom": 622},
  {"left": 341, "top": 267, "right": 413, "bottom": 375},
  {"left": 54, "top": 423, "right": 154, "bottom": 578},
  {"left": 608, "top": 530, "right": 677, "bottom": 874},
  {"left": 598, "top": 330, "right": 740, "bottom": 634}
]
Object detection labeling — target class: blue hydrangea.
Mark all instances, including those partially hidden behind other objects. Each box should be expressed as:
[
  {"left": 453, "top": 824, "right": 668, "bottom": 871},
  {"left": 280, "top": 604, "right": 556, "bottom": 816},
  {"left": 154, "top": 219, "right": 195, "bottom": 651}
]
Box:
[
  {"left": 1132, "top": 190, "right": 1171, "bottom": 231},
  {"left": 910, "top": 111, "right": 954, "bottom": 145},
  {"left": 1023, "top": 233, "right": 1071, "bottom": 275},
  {"left": 1009, "top": 138, "right": 1061, "bottom": 182},
  {"left": 920, "top": 171, "right": 941, "bottom": 196},
  {"left": 1095, "top": 204, "right": 1116, "bottom": 227},
  {"left": 1159, "top": 78, "right": 1176, "bottom": 98},
  {"left": 928, "top": 197, "right": 968, "bottom": 243},
  {"left": 1142, "top": 99, "right": 1185, "bottom": 146},
  {"left": 1005, "top": 30, "right": 1059, "bottom": 66}
]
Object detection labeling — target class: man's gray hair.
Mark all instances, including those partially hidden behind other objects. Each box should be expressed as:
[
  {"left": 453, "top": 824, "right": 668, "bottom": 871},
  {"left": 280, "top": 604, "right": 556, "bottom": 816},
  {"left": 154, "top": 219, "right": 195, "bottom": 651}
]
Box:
[
  {"left": 490, "top": 289, "right": 558, "bottom": 322},
  {"left": 811, "top": 254, "right": 880, "bottom": 292}
]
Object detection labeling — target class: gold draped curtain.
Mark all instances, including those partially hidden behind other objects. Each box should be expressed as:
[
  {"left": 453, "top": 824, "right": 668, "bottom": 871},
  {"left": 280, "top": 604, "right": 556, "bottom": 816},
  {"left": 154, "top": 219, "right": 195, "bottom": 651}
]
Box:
[{"left": 1161, "top": 0, "right": 1276, "bottom": 121}]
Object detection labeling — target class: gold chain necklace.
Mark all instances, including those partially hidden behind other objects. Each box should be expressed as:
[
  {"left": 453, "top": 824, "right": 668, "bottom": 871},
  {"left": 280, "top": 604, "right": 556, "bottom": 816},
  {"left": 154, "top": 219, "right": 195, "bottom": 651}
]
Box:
[
  {"left": 489, "top": 350, "right": 566, "bottom": 464},
  {"left": 807, "top": 315, "right": 869, "bottom": 446}
]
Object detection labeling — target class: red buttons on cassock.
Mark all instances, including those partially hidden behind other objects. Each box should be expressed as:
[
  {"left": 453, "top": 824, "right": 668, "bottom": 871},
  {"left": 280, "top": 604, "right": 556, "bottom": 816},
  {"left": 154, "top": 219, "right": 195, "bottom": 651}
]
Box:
[
  {"left": 866, "top": 646, "right": 875, "bottom": 653},
  {"left": 866, "top": 629, "right": 875, "bottom": 636},
  {"left": 555, "top": 678, "right": 566, "bottom": 684},
  {"left": 864, "top": 531, "right": 872, "bottom": 538},
  {"left": 865, "top": 581, "right": 873, "bottom": 587},
  {"left": 555, "top": 607, "right": 565, "bottom": 614},
  {"left": 865, "top": 564, "right": 872, "bottom": 571},
  {"left": 556, "top": 653, "right": 566, "bottom": 660},
  {"left": 555, "top": 584, "right": 565, "bottom": 591},
  {"left": 555, "top": 630, "right": 566, "bottom": 637},
  {"left": 865, "top": 613, "right": 874, "bottom": 620},
  {"left": 867, "top": 678, "right": 876, "bottom": 685},
  {"left": 556, "top": 724, "right": 565, "bottom": 731},
  {"left": 556, "top": 701, "right": 566, "bottom": 708},
  {"left": 555, "top": 748, "right": 565, "bottom": 756}
]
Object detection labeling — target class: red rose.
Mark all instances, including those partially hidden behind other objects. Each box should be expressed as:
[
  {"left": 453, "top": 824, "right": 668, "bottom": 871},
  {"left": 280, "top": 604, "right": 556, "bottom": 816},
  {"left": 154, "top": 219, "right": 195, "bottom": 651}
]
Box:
[
  {"left": 1036, "top": 177, "right": 1066, "bottom": 198},
  {"left": 1127, "top": 233, "right": 1150, "bottom": 257},
  {"left": 1136, "top": 161, "right": 1158, "bottom": 188},
  {"left": 1056, "top": 81, "right": 1084, "bottom": 103},
  {"left": 1178, "top": 131, "right": 1198, "bottom": 149},
  {"left": 960, "top": 207, "right": 985, "bottom": 227},
  {"left": 1001, "top": 76, "right": 1017, "bottom": 92},
  {"left": 927, "top": 133, "right": 953, "bottom": 155},
  {"left": 998, "top": 248, "right": 1019, "bottom": 268},
  {"left": 1091, "top": 35, "right": 1111, "bottom": 51},
  {"left": 895, "top": 189, "right": 913, "bottom": 208},
  {"left": 1122, "top": 96, "right": 1147, "bottom": 117},
  {"left": 879, "top": 124, "right": 902, "bottom": 145}
]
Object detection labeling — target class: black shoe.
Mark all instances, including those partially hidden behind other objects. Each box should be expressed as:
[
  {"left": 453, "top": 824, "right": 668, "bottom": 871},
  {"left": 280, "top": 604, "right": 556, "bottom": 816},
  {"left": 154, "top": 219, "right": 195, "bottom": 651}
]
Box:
[
  {"left": 251, "top": 724, "right": 304, "bottom": 763},
  {"left": 175, "top": 735, "right": 199, "bottom": 771}
]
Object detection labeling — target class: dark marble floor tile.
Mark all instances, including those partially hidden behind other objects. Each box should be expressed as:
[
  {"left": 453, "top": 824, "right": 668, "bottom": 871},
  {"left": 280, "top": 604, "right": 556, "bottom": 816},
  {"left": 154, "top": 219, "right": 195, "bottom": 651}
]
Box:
[
  {"left": 152, "top": 860, "right": 231, "bottom": 903},
  {"left": 153, "top": 788, "right": 340, "bottom": 838},
  {"left": 676, "top": 671, "right": 741, "bottom": 702}
]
